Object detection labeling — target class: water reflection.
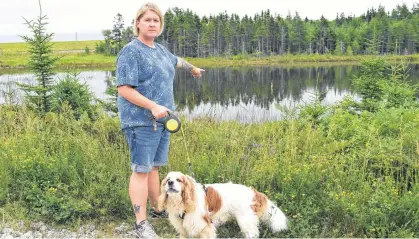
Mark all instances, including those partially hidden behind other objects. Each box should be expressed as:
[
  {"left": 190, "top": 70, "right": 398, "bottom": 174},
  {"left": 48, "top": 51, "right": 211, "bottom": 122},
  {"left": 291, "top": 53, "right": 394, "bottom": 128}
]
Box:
[
  {"left": 1, "top": 65, "right": 418, "bottom": 122},
  {"left": 174, "top": 66, "right": 357, "bottom": 109}
]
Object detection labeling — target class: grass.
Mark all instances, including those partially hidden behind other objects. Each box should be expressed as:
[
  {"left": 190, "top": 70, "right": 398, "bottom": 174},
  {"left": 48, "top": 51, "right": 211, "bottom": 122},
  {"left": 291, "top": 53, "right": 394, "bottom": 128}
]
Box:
[
  {"left": 0, "top": 103, "right": 418, "bottom": 237},
  {"left": 0, "top": 40, "right": 112, "bottom": 69},
  {"left": 0, "top": 58, "right": 418, "bottom": 237},
  {"left": 0, "top": 40, "right": 101, "bottom": 55},
  {"left": 192, "top": 54, "right": 419, "bottom": 67},
  {"left": 1, "top": 40, "right": 419, "bottom": 69},
  {"left": 0, "top": 52, "right": 115, "bottom": 69}
]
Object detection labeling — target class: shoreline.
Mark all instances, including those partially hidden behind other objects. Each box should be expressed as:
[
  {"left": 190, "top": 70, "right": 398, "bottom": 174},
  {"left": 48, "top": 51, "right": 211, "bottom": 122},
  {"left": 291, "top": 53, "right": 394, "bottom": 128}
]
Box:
[
  {"left": 2, "top": 40, "right": 419, "bottom": 70},
  {"left": 1, "top": 54, "right": 419, "bottom": 72}
]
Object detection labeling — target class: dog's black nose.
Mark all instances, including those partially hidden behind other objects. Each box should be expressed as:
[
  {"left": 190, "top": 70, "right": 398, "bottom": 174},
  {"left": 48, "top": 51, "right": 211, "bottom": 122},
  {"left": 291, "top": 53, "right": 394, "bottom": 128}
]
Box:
[{"left": 168, "top": 180, "right": 174, "bottom": 186}]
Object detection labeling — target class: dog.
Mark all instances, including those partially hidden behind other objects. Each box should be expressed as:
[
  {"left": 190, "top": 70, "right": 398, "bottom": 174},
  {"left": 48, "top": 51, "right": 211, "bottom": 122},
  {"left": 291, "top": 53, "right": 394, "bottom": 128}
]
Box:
[{"left": 158, "top": 172, "right": 288, "bottom": 238}]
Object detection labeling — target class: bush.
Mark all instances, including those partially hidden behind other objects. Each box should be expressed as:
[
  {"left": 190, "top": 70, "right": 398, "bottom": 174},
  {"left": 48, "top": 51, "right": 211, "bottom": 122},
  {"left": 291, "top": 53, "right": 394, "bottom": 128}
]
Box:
[
  {"left": 231, "top": 53, "right": 250, "bottom": 61},
  {"left": 353, "top": 59, "right": 418, "bottom": 111},
  {"left": 84, "top": 46, "right": 90, "bottom": 54},
  {"left": 51, "top": 72, "right": 95, "bottom": 119},
  {"left": 95, "top": 41, "right": 107, "bottom": 54},
  {"left": 2, "top": 107, "right": 131, "bottom": 223}
]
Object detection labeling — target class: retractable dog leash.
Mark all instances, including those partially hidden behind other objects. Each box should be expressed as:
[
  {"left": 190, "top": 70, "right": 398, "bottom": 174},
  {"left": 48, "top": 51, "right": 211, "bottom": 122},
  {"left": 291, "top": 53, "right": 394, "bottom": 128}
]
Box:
[
  {"left": 152, "top": 112, "right": 182, "bottom": 133},
  {"left": 151, "top": 112, "right": 195, "bottom": 178},
  {"left": 180, "top": 126, "right": 195, "bottom": 179}
]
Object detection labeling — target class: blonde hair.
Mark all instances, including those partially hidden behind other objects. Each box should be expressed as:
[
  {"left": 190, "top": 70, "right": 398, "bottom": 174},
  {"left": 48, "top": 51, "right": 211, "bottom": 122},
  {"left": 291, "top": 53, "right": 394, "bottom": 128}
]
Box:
[{"left": 133, "top": 2, "right": 164, "bottom": 36}]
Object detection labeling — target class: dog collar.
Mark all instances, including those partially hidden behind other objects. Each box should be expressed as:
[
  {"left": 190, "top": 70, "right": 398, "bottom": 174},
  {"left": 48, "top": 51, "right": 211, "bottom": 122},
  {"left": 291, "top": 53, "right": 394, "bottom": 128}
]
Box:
[
  {"left": 177, "top": 184, "right": 207, "bottom": 220},
  {"left": 178, "top": 211, "right": 186, "bottom": 220},
  {"left": 202, "top": 183, "right": 208, "bottom": 193}
]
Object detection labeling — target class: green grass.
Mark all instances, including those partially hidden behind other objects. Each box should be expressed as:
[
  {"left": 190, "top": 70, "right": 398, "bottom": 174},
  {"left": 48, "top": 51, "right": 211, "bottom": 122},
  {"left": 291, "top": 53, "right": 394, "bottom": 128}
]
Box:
[
  {"left": 0, "top": 40, "right": 101, "bottom": 55},
  {"left": 1, "top": 103, "right": 418, "bottom": 237},
  {"left": 2, "top": 40, "right": 419, "bottom": 69},
  {"left": 0, "top": 57, "right": 418, "bottom": 237},
  {"left": 0, "top": 52, "right": 115, "bottom": 69},
  {"left": 0, "top": 40, "right": 112, "bottom": 69}
]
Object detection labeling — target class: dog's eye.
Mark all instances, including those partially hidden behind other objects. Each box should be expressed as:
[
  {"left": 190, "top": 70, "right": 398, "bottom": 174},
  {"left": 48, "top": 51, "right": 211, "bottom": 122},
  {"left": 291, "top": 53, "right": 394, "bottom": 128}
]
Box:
[{"left": 176, "top": 178, "right": 181, "bottom": 182}]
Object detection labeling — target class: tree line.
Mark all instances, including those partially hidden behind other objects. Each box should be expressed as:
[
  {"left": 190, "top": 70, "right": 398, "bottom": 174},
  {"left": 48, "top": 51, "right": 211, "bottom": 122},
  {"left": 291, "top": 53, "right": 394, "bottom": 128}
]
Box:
[{"left": 98, "top": 3, "right": 419, "bottom": 57}]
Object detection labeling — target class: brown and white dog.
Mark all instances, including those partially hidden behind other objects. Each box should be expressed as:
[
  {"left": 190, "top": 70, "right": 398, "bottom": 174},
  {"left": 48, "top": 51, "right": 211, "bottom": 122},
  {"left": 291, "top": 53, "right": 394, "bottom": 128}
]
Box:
[{"left": 158, "top": 172, "right": 288, "bottom": 238}]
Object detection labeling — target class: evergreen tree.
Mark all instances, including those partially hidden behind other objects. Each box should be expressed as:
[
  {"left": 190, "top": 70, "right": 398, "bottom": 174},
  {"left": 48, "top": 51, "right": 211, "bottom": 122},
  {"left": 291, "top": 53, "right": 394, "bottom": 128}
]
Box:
[
  {"left": 346, "top": 45, "right": 354, "bottom": 55},
  {"left": 19, "top": 0, "right": 59, "bottom": 115},
  {"left": 365, "top": 26, "right": 381, "bottom": 55},
  {"left": 122, "top": 19, "right": 135, "bottom": 44},
  {"left": 334, "top": 40, "right": 344, "bottom": 55},
  {"left": 352, "top": 41, "right": 361, "bottom": 55},
  {"left": 111, "top": 13, "right": 124, "bottom": 55}
]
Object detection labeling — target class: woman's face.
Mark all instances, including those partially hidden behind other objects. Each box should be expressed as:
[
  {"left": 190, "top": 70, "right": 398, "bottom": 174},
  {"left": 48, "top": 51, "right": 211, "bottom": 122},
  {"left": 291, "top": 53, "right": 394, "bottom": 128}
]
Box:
[{"left": 137, "top": 10, "right": 161, "bottom": 39}]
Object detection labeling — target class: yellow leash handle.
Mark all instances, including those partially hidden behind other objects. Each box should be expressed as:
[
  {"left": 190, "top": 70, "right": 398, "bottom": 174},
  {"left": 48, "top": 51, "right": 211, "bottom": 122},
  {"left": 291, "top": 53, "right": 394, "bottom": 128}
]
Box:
[
  {"left": 152, "top": 112, "right": 181, "bottom": 133},
  {"left": 164, "top": 112, "right": 181, "bottom": 133}
]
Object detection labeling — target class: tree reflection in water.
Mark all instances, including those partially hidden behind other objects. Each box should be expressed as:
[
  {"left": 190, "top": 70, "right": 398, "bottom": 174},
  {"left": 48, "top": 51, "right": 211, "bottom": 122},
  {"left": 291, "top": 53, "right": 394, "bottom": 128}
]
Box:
[
  {"left": 173, "top": 66, "right": 358, "bottom": 122},
  {"left": 2, "top": 64, "right": 419, "bottom": 122}
]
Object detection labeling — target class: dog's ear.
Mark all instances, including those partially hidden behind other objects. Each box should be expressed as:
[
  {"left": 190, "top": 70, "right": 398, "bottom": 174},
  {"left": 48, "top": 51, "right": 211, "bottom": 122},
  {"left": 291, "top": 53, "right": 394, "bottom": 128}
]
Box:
[
  {"left": 158, "top": 177, "right": 168, "bottom": 211},
  {"left": 186, "top": 175, "right": 196, "bottom": 183},
  {"left": 181, "top": 175, "right": 196, "bottom": 212}
]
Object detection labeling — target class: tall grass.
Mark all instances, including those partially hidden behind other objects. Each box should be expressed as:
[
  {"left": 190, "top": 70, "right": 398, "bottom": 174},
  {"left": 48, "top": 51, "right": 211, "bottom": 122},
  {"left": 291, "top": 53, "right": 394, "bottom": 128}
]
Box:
[
  {"left": 1, "top": 57, "right": 418, "bottom": 237},
  {"left": 1, "top": 102, "right": 418, "bottom": 237}
]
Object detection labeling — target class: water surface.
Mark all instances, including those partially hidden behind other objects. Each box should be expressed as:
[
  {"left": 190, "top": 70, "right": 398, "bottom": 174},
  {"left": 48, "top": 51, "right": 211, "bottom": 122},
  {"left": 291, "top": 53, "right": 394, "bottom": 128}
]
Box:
[{"left": 1, "top": 64, "right": 418, "bottom": 122}]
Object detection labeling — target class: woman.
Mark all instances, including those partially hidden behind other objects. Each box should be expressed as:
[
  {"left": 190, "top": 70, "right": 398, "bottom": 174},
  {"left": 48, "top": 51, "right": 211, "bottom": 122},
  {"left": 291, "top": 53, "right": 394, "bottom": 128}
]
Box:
[{"left": 116, "top": 2, "right": 204, "bottom": 238}]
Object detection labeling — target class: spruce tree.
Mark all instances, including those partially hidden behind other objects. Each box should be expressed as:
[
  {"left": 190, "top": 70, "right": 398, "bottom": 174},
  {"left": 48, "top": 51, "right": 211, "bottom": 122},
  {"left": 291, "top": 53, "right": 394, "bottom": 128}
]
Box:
[
  {"left": 111, "top": 13, "right": 124, "bottom": 55},
  {"left": 18, "top": 0, "right": 58, "bottom": 114}
]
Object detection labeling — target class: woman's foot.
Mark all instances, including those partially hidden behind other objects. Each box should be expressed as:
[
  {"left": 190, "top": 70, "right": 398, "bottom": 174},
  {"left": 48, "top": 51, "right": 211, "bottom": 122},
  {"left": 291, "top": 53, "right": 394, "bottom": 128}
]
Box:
[{"left": 149, "top": 208, "right": 168, "bottom": 219}]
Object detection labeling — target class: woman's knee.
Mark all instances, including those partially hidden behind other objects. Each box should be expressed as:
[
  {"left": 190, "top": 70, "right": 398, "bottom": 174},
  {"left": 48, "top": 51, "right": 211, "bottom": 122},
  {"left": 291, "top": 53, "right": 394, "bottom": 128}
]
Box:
[{"left": 131, "top": 171, "right": 149, "bottom": 181}]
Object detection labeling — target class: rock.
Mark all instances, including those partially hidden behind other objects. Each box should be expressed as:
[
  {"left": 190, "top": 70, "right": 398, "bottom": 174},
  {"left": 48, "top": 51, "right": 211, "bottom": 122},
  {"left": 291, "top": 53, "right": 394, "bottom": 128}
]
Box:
[
  {"left": 115, "top": 222, "right": 130, "bottom": 234},
  {"left": 1, "top": 228, "right": 12, "bottom": 235},
  {"left": 0, "top": 221, "right": 138, "bottom": 238},
  {"left": 33, "top": 231, "right": 43, "bottom": 238},
  {"left": 23, "top": 231, "right": 33, "bottom": 238},
  {"left": 31, "top": 221, "right": 46, "bottom": 231},
  {"left": 89, "top": 224, "right": 95, "bottom": 232}
]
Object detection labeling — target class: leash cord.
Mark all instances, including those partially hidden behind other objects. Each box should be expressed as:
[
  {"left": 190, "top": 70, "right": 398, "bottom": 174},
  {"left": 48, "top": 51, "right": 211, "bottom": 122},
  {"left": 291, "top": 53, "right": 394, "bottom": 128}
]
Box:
[{"left": 180, "top": 126, "right": 194, "bottom": 179}]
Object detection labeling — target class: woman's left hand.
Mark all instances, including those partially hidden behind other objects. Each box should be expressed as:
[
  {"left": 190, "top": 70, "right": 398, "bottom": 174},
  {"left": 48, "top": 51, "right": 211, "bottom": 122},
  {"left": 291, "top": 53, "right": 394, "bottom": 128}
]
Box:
[{"left": 191, "top": 67, "right": 205, "bottom": 78}]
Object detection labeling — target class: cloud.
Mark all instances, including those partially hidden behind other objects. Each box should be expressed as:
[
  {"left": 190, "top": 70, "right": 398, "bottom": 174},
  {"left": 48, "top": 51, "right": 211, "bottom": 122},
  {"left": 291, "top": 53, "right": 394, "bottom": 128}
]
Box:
[{"left": 0, "top": 0, "right": 407, "bottom": 42}]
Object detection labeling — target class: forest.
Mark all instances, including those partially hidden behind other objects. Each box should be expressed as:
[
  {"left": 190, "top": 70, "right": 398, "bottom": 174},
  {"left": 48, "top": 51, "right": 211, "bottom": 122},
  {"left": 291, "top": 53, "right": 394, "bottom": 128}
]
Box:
[{"left": 97, "top": 3, "right": 419, "bottom": 57}]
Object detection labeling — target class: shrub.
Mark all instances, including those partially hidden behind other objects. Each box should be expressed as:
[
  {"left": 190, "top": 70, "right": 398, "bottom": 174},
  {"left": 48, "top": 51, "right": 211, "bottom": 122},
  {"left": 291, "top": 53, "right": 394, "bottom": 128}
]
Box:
[
  {"left": 353, "top": 59, "right": 418, "bottom": 111},
  {"left": 84, "top": 46, "right": 90, "bottom": 54},
  {"left": 95, "top": 41, "right": 107, "bottom": 54},
  {"left": 2, "top": 107, "right": 131, "bottom": 223},
  {"left": 51, "top": 72, "right": 94, "bottom": 119}
]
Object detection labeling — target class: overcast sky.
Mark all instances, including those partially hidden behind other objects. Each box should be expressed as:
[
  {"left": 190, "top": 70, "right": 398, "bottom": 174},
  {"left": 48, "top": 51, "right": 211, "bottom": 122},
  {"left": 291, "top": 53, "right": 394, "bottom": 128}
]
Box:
[{"left": 0, "top": 0, "right": 414, "bottom": 42}]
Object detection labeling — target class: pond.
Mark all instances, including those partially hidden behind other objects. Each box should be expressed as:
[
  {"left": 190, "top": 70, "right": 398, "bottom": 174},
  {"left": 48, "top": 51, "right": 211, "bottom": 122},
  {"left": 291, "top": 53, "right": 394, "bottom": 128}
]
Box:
[{"left": 1, "top": 64, "right": 418, "bottom": 122}]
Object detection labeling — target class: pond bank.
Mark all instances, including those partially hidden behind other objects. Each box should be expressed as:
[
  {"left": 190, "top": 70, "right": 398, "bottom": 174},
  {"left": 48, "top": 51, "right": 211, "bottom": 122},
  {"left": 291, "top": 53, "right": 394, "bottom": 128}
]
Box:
[{"left": 2, "top": 53, "right": 419, "bottom": 70}]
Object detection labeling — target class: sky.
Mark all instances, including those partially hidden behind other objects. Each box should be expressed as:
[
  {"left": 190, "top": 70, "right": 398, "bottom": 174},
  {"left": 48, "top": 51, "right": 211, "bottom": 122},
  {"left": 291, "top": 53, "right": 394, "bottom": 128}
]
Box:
[{"left": 0, "top": 0, "right": 414, "bottom": 43}]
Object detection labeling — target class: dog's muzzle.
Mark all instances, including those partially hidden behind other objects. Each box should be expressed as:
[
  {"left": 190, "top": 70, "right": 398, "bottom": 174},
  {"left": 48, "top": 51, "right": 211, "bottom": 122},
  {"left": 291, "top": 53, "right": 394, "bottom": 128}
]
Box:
[{"left": 167, "top": 180, "right": 178, "bottom": 193}]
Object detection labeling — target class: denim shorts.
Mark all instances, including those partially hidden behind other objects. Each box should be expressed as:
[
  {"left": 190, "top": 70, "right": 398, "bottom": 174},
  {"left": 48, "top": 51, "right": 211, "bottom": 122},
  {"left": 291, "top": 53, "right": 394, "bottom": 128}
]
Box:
[{"left": 123, "top": 126, "right": 170, "bottom": 173}]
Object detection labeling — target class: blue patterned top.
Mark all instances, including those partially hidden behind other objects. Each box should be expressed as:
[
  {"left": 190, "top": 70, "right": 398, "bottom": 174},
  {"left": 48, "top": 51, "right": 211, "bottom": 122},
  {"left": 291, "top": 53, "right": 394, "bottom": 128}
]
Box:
[{"left": 116, "top": 39, "right": 178, "bottom": 129}]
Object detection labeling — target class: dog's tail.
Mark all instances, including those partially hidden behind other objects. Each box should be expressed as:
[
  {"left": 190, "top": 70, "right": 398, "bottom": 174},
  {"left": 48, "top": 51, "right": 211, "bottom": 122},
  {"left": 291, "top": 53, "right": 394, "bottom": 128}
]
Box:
[{"left": 261, "top": 200, "right": 288, "bottom": 233}]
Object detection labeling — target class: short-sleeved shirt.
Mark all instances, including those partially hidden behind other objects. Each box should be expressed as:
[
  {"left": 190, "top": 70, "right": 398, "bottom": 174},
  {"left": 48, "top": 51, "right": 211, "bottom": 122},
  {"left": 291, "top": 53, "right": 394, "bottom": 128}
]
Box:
[{"left": 116, "top": 39, "right": 178, "bottom": 129}]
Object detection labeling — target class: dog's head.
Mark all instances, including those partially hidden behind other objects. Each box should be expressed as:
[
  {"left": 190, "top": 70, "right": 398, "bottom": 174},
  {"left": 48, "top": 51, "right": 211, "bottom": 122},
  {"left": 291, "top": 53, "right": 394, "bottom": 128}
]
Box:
[{"left": 158, "top": 172, "right": 196, "bottom": 212}]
